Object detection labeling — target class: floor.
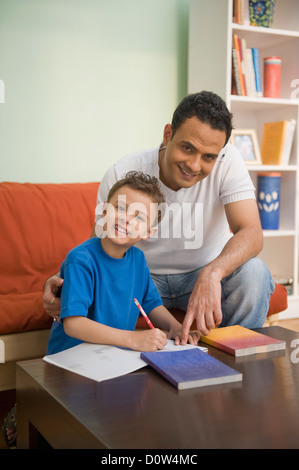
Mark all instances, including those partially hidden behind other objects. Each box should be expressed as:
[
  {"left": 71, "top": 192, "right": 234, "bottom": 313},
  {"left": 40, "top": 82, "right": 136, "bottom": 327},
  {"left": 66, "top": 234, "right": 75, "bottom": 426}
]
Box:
[
  {"left": 0, "top": 389, "right": 16, "bottom": 450},
  {"left": 1, "top": 318, "right": 298, "bottom": 450},
  {"left": 277, "top": 318, "right": 299, "bottom": 332}
]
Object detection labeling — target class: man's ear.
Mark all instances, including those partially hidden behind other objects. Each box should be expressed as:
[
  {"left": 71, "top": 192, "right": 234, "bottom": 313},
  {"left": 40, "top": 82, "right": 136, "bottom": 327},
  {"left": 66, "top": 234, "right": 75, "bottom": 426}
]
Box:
[
  {"left": 163, "top": 123, "right": 173, "bottom": 146},
  {"left": 141, "top": 226, "right": 158, "bottom": 241}
]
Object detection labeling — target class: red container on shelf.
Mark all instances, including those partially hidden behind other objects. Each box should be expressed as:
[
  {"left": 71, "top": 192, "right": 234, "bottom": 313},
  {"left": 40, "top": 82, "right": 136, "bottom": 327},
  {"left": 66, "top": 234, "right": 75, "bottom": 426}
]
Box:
[{"left": 263, "top": 56, "right": 281, "bottom": 98}]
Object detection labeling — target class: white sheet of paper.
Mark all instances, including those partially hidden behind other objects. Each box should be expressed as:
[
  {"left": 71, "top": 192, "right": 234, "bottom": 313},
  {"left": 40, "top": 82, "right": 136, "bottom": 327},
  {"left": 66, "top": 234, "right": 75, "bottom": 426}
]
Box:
[{"left": 43, "top": 340, "right": 207, "bottom": 382}]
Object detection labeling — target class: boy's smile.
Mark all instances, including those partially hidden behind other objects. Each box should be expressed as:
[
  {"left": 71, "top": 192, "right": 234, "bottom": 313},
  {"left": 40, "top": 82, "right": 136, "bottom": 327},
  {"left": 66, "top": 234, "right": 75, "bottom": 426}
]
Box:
[
  {"left": 101, "top": 186, "right": 158, "bottom": 258},
  {"left": 114, "top": 223, "right": 128, "bottom": 236}
]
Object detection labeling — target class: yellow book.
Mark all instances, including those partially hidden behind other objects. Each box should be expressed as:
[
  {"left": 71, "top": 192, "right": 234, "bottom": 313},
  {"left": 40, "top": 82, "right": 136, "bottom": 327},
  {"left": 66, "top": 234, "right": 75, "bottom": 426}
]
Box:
[
  {"left": 201, "top": 325, "right": 286, "bottom": 357},
  {"left": 261, "top": 120, "right": 288, "bottom": 165}
]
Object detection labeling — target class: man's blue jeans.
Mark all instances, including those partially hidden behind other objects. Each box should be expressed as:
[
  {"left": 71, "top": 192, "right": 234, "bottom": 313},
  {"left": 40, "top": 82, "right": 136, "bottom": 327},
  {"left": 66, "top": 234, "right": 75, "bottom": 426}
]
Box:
[{"left": 151, "top": 258, "right": 275, "bottom": 329}]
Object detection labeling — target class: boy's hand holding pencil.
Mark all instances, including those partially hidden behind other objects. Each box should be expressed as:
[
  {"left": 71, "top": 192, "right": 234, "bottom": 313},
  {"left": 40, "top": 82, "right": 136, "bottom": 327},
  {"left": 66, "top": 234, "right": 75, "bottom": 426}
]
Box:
[
  {"left": 133, "top": 298, "right": 167, "bottom": 351},
  {"left": 133, "top": 298, "right": 200, "bottom": 351},
  {"left": 129, "top": 328, "right": 168, "bottom": 352}
]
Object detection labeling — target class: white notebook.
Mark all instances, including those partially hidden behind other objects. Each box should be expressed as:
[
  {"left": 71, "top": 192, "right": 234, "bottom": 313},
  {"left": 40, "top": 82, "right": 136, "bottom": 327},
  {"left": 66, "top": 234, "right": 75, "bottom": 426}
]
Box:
[{"left": 43, "top": 340, "right": 207, "bottom": 382}]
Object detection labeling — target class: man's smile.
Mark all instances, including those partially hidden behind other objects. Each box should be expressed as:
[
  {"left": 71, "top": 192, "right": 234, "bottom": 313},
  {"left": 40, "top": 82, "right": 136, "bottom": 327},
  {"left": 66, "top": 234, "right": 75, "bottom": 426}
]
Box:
[{"left": 178, "top": 164, "right": 200, "bottom": 178}]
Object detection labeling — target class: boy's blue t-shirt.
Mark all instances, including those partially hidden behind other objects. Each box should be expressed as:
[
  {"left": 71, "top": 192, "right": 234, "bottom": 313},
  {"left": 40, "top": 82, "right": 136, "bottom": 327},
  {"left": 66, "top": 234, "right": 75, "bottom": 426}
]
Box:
[{"left": 47, "top": 237, "right": 162, "bottom": 355}]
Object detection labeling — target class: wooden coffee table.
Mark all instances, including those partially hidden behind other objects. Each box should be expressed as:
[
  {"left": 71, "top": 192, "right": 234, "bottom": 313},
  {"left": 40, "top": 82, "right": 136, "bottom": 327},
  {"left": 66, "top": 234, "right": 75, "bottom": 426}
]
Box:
[{"left": 16, "top": 326, "right": 299, "bottom": 449}]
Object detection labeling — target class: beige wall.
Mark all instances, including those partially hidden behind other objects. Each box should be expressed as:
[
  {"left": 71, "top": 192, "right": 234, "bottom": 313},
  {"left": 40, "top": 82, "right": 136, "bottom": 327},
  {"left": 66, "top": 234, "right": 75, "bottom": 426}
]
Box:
[{"left": 0, "top": 0, "right": 189, "bottom": 183}]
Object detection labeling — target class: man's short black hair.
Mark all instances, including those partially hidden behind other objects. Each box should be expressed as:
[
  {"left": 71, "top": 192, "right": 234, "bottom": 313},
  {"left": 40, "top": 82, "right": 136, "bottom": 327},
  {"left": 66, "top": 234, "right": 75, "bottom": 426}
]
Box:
[{"left": 171, "top": 91, "right": 233, "bottom": 144}]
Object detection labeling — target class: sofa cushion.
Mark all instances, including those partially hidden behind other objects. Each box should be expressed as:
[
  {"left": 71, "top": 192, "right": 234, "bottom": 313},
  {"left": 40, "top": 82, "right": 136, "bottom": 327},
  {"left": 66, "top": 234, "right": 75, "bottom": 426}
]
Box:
[
  {"left": 0, "top": 182, "right": 99, "bottom": 334},
  {"left": 0, "top": 292, "right": 52, "bottom": 333},
  {"left": 267, "top": 282, "right": 288, "bottom": 316}
]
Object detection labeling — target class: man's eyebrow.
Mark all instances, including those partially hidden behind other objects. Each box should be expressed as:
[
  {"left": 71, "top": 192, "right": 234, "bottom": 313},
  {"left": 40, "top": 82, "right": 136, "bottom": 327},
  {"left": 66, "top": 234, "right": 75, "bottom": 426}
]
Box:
[
  {"left": 182, "top": 140, "right": 218, "bottom": 158},
  {"left": 182, "top": 140, "right": 197, "bottom": 151},
  {"left": 205, "top": 153, "right": 219, "bottom": 159}
]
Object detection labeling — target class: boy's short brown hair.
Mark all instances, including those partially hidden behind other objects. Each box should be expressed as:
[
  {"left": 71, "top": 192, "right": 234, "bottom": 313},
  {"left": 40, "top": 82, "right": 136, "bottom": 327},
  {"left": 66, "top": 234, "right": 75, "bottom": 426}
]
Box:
[{"left": 107, "top": 171, "right": 165, "bottom": 224}]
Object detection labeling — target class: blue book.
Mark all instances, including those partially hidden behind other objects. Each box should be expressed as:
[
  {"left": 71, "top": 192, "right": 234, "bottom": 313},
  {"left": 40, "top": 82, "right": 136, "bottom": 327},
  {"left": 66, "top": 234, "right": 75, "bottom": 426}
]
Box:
[
  {"left": 140, "top": 348, "right": 242, "bottom": 390},
  {"left": 251, "top": 48, "right": 262, "bottom": 97}
]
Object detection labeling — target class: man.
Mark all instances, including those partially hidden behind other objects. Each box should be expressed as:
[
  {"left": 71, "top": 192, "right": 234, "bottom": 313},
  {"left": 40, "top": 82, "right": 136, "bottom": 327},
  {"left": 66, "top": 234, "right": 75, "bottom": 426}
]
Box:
[{"left": 43, "top": 91, "right": 274, "bottom": 344}]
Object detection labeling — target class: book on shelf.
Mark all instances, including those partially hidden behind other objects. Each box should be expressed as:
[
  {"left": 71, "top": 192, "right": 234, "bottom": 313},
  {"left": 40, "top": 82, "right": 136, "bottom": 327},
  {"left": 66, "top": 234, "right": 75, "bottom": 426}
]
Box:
[
  {"left": 233, "top": 0, "right": 250, "bottom": 25},
  {"left": 251, "top": 47, "right": 262, "bottom": 97},
  {"left": 233, "top": 0, "right": 243, "bottom": 24},
  {"left": 232, "top": 47, "right": 242, "bottom": 96},
  {"left": 231, "top": 34, "right": 262, "bottom": 97},
  {"left": 233, "top": 0, "right": 276, "bottom": 27},
  {"left": 140, "top": 348, "right": 242, "bottom": 390},
  {"left": 282, "top": 119, "right": 296, "bottom": 165},
  {"left": 238, "top": 36, "right": 247, "bottom": 96},
  {"left": 231, "top": 52, "right": 238, "bottom": 95},
  {"left": 245, "top": 48, "right": 257, "bottom": 97},
  {"left": 261, "top": 120, "right": 296, "bottom": 165},
  {"left": 232, "top": 34, "right": 246, "bottom": 96},
  {"left": 200, "top": 325, "right": 286, "bottom": 357}
]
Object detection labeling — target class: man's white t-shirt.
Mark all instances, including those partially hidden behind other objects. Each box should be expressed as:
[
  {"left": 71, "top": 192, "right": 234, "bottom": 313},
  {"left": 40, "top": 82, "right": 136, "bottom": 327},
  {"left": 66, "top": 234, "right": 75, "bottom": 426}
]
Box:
[{"left": 96, "top": 143, "right": 255, "bottom": 274}]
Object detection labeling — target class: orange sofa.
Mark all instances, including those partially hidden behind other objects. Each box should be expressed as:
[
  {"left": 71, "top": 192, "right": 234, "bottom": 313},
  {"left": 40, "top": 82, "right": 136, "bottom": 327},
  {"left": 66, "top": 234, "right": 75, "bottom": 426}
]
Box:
[
  {"left": 0, "top": 181, "right": 99, "bottom": 390},
  {"left": 0, "top": 182, "right": 100, "bottom": 335},
  {"left": 0, "top": 181, "right": 287, "bottom": 390}
]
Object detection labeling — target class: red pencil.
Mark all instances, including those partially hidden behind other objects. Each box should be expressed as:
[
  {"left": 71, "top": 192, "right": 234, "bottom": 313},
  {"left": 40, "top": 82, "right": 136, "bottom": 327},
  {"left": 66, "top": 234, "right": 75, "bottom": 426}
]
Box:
[{"left": 134, "top": 298, "right": 154, "bottom": 329}]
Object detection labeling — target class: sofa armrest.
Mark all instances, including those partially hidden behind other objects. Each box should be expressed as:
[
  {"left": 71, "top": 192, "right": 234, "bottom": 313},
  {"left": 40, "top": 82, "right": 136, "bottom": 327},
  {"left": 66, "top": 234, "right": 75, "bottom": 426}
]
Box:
[
  {"left": 0, "top": 329, "right": 51, "bottom": 391},
  {"left": 0, "top": 339, "right": 4, "bottom": 363},
  {"left": 0, "top": 329, "right": 50, "bottom": 363}
]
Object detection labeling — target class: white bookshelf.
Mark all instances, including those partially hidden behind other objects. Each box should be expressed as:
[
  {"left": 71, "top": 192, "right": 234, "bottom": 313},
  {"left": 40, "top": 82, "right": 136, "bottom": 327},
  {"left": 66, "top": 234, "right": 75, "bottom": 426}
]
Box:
[{"left": 188, "top": 0, "right": 299, "bottom": 319}]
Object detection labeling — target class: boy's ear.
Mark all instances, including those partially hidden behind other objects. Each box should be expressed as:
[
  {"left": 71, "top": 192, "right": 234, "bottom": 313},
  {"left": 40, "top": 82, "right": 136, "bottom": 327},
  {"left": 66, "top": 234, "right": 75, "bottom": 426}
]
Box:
[
  {"left": 102, "top": 201, "right": 108, "bottom": 215},
  {"left": 141, "top": 226, "right": 158, "bottom": 241}
]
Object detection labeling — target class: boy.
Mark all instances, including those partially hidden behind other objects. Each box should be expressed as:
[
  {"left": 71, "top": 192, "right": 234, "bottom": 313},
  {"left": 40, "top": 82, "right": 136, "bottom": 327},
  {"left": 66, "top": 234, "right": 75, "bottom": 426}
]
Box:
[{"left": 47, "top": 171, "right": 200, "bottom": 355}]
